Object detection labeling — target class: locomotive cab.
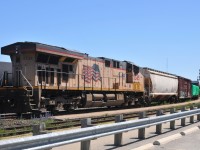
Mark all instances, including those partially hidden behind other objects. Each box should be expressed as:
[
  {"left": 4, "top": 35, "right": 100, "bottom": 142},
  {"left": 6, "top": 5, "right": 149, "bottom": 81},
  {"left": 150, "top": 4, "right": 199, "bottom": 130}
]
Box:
[{"left": 1, "top": 42, "right": 86, "bottom": 113}]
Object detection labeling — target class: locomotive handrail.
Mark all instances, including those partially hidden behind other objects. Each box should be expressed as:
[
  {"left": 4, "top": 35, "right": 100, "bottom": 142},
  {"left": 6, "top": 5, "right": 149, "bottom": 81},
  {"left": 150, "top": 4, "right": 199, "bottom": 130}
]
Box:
[
  {"left": 0, "top": 108, "right": 200, "bottom": 150},
  {"left": 18, "top": 70, "right": 33, "bottom": 97},
  {"left": 35, "top": 69, "right": 136, "bottom": 92},
  {"left": 36, "top": 70, "right": 82, "bottom": 91}
]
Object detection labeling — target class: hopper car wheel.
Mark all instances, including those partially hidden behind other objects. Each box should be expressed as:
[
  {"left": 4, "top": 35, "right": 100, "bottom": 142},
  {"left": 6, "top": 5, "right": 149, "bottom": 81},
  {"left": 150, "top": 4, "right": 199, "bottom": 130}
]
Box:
[
  {"left": 174, "top": 96, "right": 179, "bottom": 103},
  {"left": 168, "top": 96, "right": 176, "bottom": 104}
]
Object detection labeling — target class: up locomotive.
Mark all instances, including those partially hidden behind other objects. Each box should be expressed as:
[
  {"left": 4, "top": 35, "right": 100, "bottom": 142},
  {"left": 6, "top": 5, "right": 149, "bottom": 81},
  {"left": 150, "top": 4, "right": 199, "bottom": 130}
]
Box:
[
  {"left": 0, "top": 42, "right": 199, "bottom": 114},
  {"left": 0, "top": 42, "right": 145, "bottom": 113}
]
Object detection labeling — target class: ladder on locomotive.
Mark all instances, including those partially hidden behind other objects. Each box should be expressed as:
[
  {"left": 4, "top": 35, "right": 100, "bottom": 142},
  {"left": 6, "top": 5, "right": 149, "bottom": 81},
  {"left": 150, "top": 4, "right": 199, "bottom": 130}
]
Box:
[{"left": 16, "top": 70, "right": 39, "bottom": 111}]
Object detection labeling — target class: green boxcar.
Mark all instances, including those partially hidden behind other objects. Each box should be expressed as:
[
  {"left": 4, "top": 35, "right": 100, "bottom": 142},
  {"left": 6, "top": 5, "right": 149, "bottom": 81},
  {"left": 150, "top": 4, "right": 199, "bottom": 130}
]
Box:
[
  {"left": 199, "top": 87, "right": 200, "bottom": 96},
  {"left": 191, "top": 84, "right": 200, "bottom": 99}
]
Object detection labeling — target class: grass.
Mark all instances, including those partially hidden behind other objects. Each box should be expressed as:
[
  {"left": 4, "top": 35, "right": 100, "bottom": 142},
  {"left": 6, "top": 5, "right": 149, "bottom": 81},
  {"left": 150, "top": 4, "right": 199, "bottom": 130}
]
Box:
[
  {"left": 43, "top": 119, "right": 55, "bottom": 128},
  {"left": 0, "top": 129, "right": 6, "bottom": 134}
]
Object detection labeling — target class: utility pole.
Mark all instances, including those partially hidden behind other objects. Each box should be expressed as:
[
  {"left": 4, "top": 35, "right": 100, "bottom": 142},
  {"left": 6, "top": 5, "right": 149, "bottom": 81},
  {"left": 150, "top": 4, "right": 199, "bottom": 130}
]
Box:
[
  {"left": 198, "top": 69, "right": 200, "bottom": 82},
  {"left": 199, "top": 69, "right": 200, "bottom": 81}
]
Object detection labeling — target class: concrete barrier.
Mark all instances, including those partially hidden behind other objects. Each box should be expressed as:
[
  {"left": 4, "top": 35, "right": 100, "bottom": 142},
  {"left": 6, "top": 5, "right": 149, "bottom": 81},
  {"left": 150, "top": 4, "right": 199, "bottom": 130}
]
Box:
[
  {"left": 153, "top": 133, "right": 182, "bottom": 145},
  {"left": 180, "top": 126, "right": 200, "bottom": 136}
]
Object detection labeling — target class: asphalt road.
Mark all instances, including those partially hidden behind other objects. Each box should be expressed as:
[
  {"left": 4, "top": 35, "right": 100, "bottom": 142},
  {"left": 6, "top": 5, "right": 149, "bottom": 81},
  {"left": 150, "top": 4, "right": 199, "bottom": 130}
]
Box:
[{"left": 151, "top": 128, "right": 200, "bottom": 150}]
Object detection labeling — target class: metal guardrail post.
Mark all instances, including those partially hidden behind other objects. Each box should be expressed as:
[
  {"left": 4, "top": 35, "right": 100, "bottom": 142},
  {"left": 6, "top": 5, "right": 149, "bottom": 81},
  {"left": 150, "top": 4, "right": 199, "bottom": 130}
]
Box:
[
  {"left": 198, "top": 105, "right": 200, "bottom": 121},
  {"left": 32, "top": 123, "right": 51, "bottom": 150},
  {"left": 181, "top": 107, "right": 186, "bottom": 126},
  {"left": 114, "top": 115, "right": 124, "bottom": 146},
  {"left": 170, "top": 108, "right": 176, "bottom": 130},
  {"left": 32, "top": 123, "right": 47, "bottom": 136},
  {"left": 81, "top": 118, "right": 92, "bottom": 150},
  {"left": 156, "top": 110, "right": 163, "bottom": 134},
  {"left": 138, "top": 112, "right": 146, "bottom": 139},
  {"left": 190, "top": 105, "right": 195, "bottom": 123}
]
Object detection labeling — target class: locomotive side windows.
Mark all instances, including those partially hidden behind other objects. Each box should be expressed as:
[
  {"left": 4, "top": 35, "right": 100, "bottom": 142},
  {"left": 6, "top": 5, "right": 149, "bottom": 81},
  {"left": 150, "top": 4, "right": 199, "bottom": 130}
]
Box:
[
  {"left": 126, "top": 63, "right": 132, "bottom": 72},
  {"left": 64, "top": 57, "right": 76, "bottom": 63},
  {"left": 49, "top": 55, "right": 60, "bottom": 65},
  {"left": 133, "top": 65, "right": 139, "bottom": 75},
  {"left": 57, "top": 69, "right": 61, "bottom": 85},
  {"left": 62, "top": 64, "right": 73, "bottom": 82},
  {"left": 46, "top": 67, "right": 49, "bottom": 84},
  {"left": 50, "top": 68, "right": 54, "bottom": 85},
  {"left": 105, "top": 60, "right": 110, "bottom": 67},
  {"left": 37, "top": 53, "right": 60, "bottom": 65},
  {"left": 36, "top": 53, "right": 49, "bottom": 63},
  {"left": 16, "top": 55, "right": 20, "bottom": 63},
  {"left": 62, "top": 64, "right": 68, "bottom": 82},
  {"left": 37, "top": 66, "right": 46, "bottom": 84},
  {"left": 37, "top": 66, "right": 42, "bottom": 83},
  {"left": 69, "top": 65, "right": 73, "bottom": 72},
  {"left": 42, "top": 69, "right": 45, "bottom": 83},
  {"left": 113, "top": 61, "right": 120, "bottom": 68}
]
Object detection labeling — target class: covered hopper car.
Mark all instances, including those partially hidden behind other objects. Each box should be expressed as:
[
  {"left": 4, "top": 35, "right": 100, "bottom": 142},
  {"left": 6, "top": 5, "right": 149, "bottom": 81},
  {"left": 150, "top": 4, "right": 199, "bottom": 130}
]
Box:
[
  {"left": 142, "top": 68, "right": 197, "bottom": 103},
  {"left": 142, "top": 68, "right": 179, "bottom": 103}
]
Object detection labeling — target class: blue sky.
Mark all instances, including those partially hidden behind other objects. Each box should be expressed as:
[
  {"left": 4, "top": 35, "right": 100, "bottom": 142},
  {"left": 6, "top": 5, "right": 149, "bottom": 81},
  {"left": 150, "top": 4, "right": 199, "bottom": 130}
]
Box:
[{"left": 0, "top": 0, "right": 200, "bottom": 80}]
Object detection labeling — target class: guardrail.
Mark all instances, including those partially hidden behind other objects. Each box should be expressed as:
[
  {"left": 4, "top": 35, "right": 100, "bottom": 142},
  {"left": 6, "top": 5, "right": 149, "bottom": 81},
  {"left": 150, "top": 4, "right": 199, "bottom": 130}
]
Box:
[{"left": 0, "top": 106, "right": 200, "bottom": 150}]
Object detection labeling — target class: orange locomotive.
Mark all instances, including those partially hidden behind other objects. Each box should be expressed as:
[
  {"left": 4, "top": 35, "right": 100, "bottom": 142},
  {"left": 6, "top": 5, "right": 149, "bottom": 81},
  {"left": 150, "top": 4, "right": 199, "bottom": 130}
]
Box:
[{"left": 0, "top": 42, "right": 144, "bottom": 113}]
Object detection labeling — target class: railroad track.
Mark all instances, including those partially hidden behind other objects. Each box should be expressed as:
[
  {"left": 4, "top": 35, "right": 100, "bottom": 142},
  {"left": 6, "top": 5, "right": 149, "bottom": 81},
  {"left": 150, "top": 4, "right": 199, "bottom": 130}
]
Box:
[
  {"left": 0, "top": 113, "right": 17, "bottom": 120},
  {"left": 0, "top": 108, "right": 192, "bottom": 138},
  {"left": 0, "top": 100, "right": 200, "bottom": 138}
]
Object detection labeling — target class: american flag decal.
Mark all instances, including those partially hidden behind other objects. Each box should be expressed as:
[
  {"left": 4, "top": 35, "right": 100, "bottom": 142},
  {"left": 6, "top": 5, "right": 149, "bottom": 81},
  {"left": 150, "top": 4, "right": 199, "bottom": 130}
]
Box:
[{"left": 82, "top": 64, "right": 101, "bottom": 83}]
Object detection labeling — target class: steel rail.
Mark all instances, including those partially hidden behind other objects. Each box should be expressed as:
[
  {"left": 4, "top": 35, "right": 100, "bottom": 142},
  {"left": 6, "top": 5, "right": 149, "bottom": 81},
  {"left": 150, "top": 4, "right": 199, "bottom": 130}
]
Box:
[{"left": 0, "top": 109, "right": 200, "bottom": 150}]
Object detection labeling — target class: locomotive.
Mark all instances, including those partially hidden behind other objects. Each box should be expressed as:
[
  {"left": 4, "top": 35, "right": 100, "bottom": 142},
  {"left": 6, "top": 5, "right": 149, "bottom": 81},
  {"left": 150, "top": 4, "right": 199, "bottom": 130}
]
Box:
[{"left": 0, "top": 42, "right": 199, "bottom": 114}]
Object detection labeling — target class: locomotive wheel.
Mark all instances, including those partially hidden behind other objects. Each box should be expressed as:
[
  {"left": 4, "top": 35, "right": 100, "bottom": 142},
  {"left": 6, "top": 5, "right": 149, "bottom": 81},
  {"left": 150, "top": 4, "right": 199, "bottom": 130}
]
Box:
[
  {"left": 138, "top": 97, "right": 146, "bottom": 107},
  {"left": 128, "top": 101, "right": 132, "bottom": 107},
  {"left": 64, "top": 104, "right": 76, "bottom": 113},
  {"left": 144, "top": 97, "right": 151, "bottom": 106},
  {"left": 107, "top": 106, "right": 111, "bottom": 109},
  {"left": 46, "top": 105, "right": 56, "bottom": 113}
]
